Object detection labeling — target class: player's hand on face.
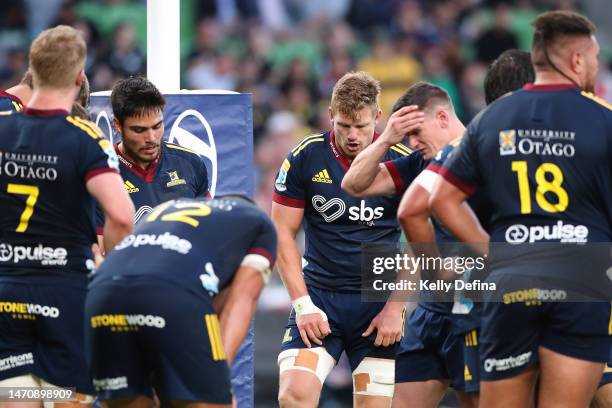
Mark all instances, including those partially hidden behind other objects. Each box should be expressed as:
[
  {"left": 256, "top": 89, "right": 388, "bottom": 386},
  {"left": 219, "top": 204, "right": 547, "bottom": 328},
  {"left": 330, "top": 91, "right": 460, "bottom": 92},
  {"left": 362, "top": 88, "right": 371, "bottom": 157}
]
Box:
[
  {"left": 380, "top": 105, "right": 425, "bottom": 146},
  {"left": 362, "top": 303, "right": 404, "bottom": 347},
  {"left": 296, "top": 312, "right": 331, "bottom": 348}
]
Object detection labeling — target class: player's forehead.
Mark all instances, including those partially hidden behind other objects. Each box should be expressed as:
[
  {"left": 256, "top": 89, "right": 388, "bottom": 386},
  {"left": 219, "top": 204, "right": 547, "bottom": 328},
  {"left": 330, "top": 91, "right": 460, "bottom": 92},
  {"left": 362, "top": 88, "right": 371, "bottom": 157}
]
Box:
[
  {"left": 333, "top": 106, "right": 375, "bottom": 125},
  {"left": 123, "top": 109, "right": 164, "bottom": 127}
]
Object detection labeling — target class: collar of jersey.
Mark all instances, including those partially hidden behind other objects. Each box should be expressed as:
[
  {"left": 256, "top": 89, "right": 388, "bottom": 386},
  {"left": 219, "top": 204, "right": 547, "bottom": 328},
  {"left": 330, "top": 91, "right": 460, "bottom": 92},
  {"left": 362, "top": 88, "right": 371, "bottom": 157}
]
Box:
[
  {"left": 523, "top": 83, "right": 579, "bottom": 92},
  {"left": 0, "top": 90, "right": 23, "bottom": 106},
  {"left": 114, "top": 142, "right": 161, "bottom": 183},
  {"left": 21, "top": 106, "right": 69, "bottom": 116},
  {"left": 329, "top": 130, "right": 380, "bottom": 171}
]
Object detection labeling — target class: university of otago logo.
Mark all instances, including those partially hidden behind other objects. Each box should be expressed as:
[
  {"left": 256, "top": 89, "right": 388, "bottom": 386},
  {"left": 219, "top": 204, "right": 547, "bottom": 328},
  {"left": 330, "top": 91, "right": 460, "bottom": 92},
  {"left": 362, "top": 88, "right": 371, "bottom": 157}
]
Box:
[{"left": 499, "top": 130, "right": 516, "bottom": 156}]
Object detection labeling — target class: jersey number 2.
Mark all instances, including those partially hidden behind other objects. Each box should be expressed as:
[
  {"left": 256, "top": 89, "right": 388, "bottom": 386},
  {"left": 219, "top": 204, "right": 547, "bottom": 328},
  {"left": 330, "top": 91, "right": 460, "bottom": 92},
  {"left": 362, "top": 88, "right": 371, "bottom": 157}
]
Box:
[
  {"left": 7, "top": 184, "right": 39, "bottom": 232},
  {"left": 511, "top": 161, "right": 568, "bottom": 214},
  {"left": 146, "top": 201, "right": 212, "bottom": 227}
]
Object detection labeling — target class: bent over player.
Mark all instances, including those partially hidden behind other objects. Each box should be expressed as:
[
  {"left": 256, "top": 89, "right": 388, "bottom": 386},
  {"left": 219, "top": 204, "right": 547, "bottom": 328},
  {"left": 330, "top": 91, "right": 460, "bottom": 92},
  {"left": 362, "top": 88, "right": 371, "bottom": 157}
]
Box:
[
  {"left": 0, "top": 25, "right": 133, "bottom": 404},
  {"left": 274, "top": 71, "right": 425, "bottom": 408},
  {"left": 85, "top": 196, "right": 276, "bottom": 408}
]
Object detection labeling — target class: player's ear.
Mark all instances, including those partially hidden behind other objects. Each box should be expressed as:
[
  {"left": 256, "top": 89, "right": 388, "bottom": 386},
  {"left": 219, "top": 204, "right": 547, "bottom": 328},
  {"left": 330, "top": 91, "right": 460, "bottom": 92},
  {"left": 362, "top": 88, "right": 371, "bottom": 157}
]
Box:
[
  {"left": 75, "top": 69, "right": 85, "bottom": 87},
  {"left": 328, "top": 106, "right": 334, "bottom": 124},
  {"left": 437, "top": 109, "right": 449, "bottom": 128},
  {"left": 571, "top": 50, "right": 584, "bottom": 77},
  {"left": 374, "top": 108, "right": 382, "bottom": 124},
  {"left": 112, "top": 117, "right": 122, "bottom": 134}
]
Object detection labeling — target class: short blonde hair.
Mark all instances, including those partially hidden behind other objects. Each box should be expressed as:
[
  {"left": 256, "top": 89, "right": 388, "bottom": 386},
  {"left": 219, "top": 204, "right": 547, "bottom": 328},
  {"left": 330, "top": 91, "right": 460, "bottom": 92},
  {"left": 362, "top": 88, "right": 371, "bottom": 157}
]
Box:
[
  {"left": 29, "top": 25, "right": 86, "bottom": 89},
  {"left": 330, "top": 71, "right": 380, "bottom": 121}
]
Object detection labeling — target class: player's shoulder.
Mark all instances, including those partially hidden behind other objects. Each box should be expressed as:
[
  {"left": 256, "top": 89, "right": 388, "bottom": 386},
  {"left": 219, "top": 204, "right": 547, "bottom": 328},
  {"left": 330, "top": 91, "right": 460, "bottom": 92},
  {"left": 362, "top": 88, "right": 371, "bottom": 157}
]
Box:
[
  {"left": 163, "top": 141, "right": 201, "bottom": 158},
  {"left": 289, "top": 132, "right": 328, "bottom": 159},
  {"left": 432, "top": 138, "right": 461, "bottom": 165},
  {"left": 64, "top": 115, "right": 105, "bottom": 140},
  {"left": 578, "top": 91, "right": 612, "bottom": 116},
  {"left": 387, "top": 142, "right": 413, "bottom": 158}
]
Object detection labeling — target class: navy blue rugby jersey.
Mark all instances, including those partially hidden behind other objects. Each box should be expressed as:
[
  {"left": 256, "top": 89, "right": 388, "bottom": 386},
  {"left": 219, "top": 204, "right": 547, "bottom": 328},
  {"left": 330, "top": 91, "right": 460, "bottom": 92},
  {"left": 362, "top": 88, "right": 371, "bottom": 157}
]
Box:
[
  {"left": 92, "top": 197, "right": 276, "bottom": 297},
  {"left": 0, "top": 91, "right": 24, "bottom": 112},
  {"left": 0, "top": 108, "right": 119, "bottom": 279},
  {"left": 272, "top": 130, "right": 426, "bottom": 291},
  {"left": 440, "top": 84, "right": 612, "bottom": 266},
  {"left": 95, "top": 141, "right": 209, "bottom": 231}
]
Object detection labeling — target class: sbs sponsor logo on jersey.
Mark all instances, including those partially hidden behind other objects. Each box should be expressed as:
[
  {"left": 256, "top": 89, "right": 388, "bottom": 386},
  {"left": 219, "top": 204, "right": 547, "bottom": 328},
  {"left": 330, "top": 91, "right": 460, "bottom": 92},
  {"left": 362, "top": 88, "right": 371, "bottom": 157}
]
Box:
[
  {"left": 0, "top": 243, "right": 67, "bottom": 265},
  {"left": 167, "top": 109, "right": 218, "bottom": 197},
  {"left": 504, "top": 221, "right": 589, "bottom": 244},
  {"left": 115, "top": 232, "right": 192, "bottom": 254},
  {"left": 311, "top": 195, "right": 384, "bottom": 224}
]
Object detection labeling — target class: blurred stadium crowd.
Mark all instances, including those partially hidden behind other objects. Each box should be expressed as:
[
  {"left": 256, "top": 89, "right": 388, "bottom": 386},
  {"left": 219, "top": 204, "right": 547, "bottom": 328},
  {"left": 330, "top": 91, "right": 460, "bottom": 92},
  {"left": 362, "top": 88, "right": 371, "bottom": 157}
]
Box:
[
  {"left": 1, "top": 0, "right": 612, "bottom": 215},
  {"left": 1, "top": 1, "right": 612, "bottom": 405}
]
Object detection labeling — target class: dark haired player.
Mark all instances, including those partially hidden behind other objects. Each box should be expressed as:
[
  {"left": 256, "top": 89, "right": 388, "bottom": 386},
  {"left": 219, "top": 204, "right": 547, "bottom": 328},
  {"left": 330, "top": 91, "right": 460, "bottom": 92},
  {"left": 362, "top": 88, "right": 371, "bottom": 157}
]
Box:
[
  {"left": 0, "top": 25, "right": 133, "bottom": 400},
  {"left": 431, "top": 11, "right": 612, "bottom": 407},
  {"left": 96, "top": 76, "right": 209, "bottom": 236},
  {"left": 85, "top": 196, "right": 276, "bottom": 407}
]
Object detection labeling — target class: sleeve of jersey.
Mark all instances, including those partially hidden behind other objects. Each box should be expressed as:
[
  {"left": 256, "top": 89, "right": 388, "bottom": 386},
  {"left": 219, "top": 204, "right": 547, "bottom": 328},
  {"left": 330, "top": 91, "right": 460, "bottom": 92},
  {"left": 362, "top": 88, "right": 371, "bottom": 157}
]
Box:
[
  {"left": 241, "top": 216, "right": 277, "bottom": 284},
  {"left": 195, "top": 155, "right": 210, "bottom": 197},
  {"left": 437, "top": 127, "right": 479, "bottom": 196},
  {"left": 271, "top": 152, "right": 305, "bottom": 208},
  {"left": 79, "top": 135, "right": 120, "bottom": 182},
  {"left": 383, "top": 153, "right": 427, "bottom": 195}
]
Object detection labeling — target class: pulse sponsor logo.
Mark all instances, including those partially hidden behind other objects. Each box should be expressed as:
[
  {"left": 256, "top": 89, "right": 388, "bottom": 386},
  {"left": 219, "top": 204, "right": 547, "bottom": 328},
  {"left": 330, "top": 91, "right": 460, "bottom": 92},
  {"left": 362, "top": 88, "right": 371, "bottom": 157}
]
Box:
[
  {"left": 0, "top": 244, "right": 67, "bottom": 266},
  {"left": 115, "top": 233, "right": 192, "bottom": 254},
  {"left": 505, "top": 222, "right": 589, "bottom": 244}
]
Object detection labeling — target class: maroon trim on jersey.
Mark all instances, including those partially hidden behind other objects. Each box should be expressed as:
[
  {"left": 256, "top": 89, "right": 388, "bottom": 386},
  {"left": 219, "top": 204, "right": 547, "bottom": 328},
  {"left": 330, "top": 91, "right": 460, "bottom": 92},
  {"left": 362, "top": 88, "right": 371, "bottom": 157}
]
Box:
[
  {"left": 329, "top": 130, "right": 351, "bottom": 171},
  {"left": 0, "top": 91, "right": 23, "bottom": 105},
  {"left": 21, "top": 106, "right": 69, "bottom": 116},
  {"left": 272, "top": 192, "right": 305, "bottom": 208},
  {"left": 437, "top": 167, "right": 476, "bottom": 196},
  {"left": 383, "top": 160, "right": 405, "bottom": 194},
  {"left": 248, "top": 247, "right": 275, "bottom": 265},
  {"left": 114, "top": 143, "right": 160, "bottom": 183},
  {"left": 426, "top": 162, "right": 443, "bottom": 175},
  {"left": 84, "top": 167, "right": 119, "bottom": 182},
  {"left": 523, "top": 83, "right": 579, "bottom": 92}
]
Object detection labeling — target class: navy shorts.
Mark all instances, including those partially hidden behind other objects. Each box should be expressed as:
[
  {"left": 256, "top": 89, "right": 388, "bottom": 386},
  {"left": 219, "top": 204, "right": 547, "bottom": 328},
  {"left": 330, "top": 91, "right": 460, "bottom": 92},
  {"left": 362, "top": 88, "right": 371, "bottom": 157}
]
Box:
[
  {"left": 395, "top": 304, "right": 469, "bottom": 390},
  {"left": 0, "top": 279, "right": 93, "bottom": 394},
  {"left": 480, "top": 272, "right": 611, "bottom": 381},
  {"left": 280, "top": 286, "right": 395, "bottom": 371},
  {"left": 601, "top": 348, "right": 612, "bottom": 386},
  {"left": 85, "top": 277, "right": 231, "bottom": 404}
]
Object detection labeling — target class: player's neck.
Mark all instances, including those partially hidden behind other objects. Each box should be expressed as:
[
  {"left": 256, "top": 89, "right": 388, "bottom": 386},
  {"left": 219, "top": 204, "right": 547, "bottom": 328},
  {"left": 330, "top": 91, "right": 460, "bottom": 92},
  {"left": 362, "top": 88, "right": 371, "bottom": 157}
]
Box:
[
  {"left": 534, "top": 71, "right": 580, "bottom": 88},
  {"left": 117, "top": 142, "right": 157, "bottom": 170},
  {"left": 5, "top": 84, "right": 31, "bottom": 105},
  {"left": 27, "top": 88, "right": 75, "bottom": 112}
]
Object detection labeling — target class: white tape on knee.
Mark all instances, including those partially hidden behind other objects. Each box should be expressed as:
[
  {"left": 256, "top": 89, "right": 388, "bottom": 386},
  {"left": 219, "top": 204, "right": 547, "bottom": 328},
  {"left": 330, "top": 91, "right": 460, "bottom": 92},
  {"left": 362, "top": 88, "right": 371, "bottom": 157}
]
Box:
[
  {"left": 352, "top": 357, "right": 395, "bottom": 398},
  {"left": 278, "top": 347, "right": 335, "bottom": 384},
  {"left": 0, "top": 374, "right": 40, "bottom": 387}
]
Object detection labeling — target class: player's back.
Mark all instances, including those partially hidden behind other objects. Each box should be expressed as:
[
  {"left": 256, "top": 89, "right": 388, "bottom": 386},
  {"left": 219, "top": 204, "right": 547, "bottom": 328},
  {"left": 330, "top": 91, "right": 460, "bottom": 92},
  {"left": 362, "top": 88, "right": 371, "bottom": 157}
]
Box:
[
  {"left": 467, "top": 85, "right": 612, "bottom": 245},
  {"left": 0, "top": 108, "right": 118, "bottom": 279},
  {"left": 93, "top": 197, "right": 276, "bottom": 296}
]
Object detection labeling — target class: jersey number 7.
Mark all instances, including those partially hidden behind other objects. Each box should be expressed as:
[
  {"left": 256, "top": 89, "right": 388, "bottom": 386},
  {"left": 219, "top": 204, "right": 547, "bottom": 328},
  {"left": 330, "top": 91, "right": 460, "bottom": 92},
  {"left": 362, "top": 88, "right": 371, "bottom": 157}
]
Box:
[{"left": 7, "top": 183, "right": 39, "bottom": 232}]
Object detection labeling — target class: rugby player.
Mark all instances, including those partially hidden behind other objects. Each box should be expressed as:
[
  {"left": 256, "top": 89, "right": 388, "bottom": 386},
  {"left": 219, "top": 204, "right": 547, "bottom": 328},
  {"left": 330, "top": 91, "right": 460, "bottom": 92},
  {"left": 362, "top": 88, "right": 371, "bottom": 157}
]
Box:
[
  {"left": 392, "top": 53, "right": 534, "bottom": 408},
  {"left": 0, "top": 25, "right": 133, "bottom": 405},
  {"left": 85, "top": 196, "right": 275, "bottom": 407},
  {"left": 430, "top": 11, "right": 612, "bottom": 407},
  {"left": 273, "top": 71, "right": 425, "bottom": 408},
  {"left": 95, "top": 76, "right": 209, "bottom": 238}
]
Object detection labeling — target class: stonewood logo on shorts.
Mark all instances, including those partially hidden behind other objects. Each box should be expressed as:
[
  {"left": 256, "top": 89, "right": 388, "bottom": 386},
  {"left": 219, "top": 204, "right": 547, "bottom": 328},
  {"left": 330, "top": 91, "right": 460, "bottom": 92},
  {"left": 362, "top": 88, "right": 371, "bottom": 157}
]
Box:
[{"left": 0, "top": 301, "right": 60, "bottom": 318}]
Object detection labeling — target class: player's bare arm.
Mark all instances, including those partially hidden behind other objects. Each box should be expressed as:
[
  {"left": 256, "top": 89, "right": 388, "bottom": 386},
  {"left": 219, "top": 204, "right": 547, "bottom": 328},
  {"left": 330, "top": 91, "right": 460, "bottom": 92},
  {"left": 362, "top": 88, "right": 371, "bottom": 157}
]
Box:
[
  {"left": 219, "top": 265, "right": 267, "bottom": 366},
  {"left": 87, "top": 172, "right": 135, "bottom": 252},
  {"left": 271, "top": 202, "right": 331, "bottom": 348},
  {"left": 429, "top": 178, "right": 489, "bottom": 256},
  {"left": 341, "top": 106, "right": 424, "bottom": 197}
]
